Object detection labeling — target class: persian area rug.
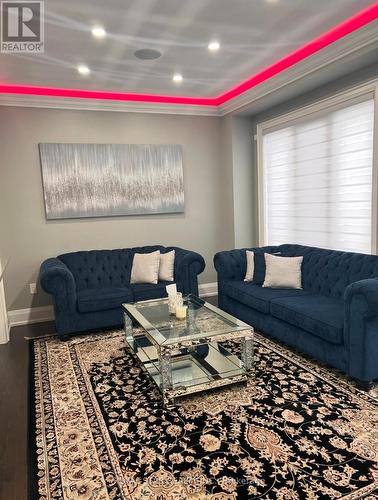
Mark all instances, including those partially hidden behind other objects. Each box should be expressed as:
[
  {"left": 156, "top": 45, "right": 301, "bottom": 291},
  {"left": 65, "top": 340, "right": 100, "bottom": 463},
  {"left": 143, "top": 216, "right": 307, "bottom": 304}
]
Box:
[{"left": 29, "top": 329, "right": 378, "bottom": 500}]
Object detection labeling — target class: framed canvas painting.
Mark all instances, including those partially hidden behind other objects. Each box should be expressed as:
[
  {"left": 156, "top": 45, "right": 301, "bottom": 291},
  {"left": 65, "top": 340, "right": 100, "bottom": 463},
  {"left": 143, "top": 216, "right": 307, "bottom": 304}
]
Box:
[{"left": 39, "top": 143, "right": 184, "bottom": 219}]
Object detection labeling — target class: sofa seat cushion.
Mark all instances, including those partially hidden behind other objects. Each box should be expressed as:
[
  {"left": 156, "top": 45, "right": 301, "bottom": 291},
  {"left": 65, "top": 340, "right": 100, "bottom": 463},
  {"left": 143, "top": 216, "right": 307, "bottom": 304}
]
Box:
[
  {"left": 270, "top": 294, "right": 344, "bottom": 345},
  {"left": 224, "top": 281, "right": 309, "bottom": 314},
  {"left": 131, "top": 282, "right": 173, "bottom": 302},
  {"left": 77, "top": 287, "right": 133, "bottom": 313}
]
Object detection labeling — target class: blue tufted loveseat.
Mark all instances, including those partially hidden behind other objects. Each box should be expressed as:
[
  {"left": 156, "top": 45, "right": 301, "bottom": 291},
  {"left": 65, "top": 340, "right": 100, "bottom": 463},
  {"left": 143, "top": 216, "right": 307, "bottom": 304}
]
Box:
[
  {"left": 40, "top": 245, "right": 205, "bottom": 338},
  {"left": 214, "top": 244, "right": 378, "bottom": 386}
]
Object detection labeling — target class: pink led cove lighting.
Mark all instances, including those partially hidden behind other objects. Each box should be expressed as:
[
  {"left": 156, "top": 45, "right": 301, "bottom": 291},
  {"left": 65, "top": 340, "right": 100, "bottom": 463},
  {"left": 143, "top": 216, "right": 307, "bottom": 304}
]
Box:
[{"left": 0, "top": 3, "right": 377, "bottom": 107}]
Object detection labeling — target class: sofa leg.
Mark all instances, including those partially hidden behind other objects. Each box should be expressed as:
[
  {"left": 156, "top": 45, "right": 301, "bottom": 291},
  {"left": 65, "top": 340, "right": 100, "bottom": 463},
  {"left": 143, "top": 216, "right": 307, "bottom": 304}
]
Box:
[
  {"left": 356, "top": 380, "right": 374, "bottom": 391},
  {"left": 59, "top": 334, "right": 70, "bottom": 342}
]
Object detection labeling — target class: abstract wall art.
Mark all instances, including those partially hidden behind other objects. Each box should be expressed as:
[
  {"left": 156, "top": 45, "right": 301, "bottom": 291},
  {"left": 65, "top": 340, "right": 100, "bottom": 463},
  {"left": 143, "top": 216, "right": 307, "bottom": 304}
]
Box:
[{"left": 39, "top": 143, "right": 184, "bottom": 219}]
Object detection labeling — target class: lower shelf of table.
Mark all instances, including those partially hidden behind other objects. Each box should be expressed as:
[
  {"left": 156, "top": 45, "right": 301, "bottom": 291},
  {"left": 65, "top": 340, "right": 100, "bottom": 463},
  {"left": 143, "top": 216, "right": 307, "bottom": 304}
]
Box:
[{"left": 125, "top": 333, "right": 252, "bottom": 402}]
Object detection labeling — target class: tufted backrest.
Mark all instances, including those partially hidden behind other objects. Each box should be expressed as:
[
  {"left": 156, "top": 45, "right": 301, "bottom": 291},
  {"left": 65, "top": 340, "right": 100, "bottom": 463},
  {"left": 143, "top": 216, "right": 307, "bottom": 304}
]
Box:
[
  {"left": 58, "top": 246, "right": 167, "bottom": 290},
  {"left": 278, "top": 244, "right": 378, "bottom": 299}
]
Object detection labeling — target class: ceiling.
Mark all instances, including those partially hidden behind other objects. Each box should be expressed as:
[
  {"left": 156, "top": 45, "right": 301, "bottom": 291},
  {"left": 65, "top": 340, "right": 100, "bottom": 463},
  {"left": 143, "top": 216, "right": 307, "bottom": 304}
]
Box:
[{"left": 0, "top": 0, "right": 376, "bottom": 101}]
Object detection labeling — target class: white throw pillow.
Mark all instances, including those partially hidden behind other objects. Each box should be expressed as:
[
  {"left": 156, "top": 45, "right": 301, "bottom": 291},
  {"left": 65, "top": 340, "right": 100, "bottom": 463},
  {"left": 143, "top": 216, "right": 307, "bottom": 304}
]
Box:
[
  {"left": 159, "top": 250, "right": 175, "bottom": 282},
  {"left": 263, "top": 253, "right": 303, "bottom": 289},
  {"left": 244, "top": 250, "right": 254, "bottom": 282},
  {"left": 130, "top": 250, "right": 161, "bottom": 284}
]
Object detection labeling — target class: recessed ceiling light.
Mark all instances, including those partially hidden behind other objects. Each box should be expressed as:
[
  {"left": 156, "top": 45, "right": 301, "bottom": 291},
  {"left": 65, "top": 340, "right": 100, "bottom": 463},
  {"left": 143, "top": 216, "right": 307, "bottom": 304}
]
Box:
[
  {"left": 172, "top": 73, "right": 183, "bottom": 83},
  {"left": 208, "top": 41, "right": 220, "bottom": 52},
  {"left": 77, "top": 64, "right": 90, "bottom": 75},
  {"left": 265, "top": 0, "right": 279, "bottom": 3},
  {"left": 91, "top": 26, "right": 106, "bottom": 39}
]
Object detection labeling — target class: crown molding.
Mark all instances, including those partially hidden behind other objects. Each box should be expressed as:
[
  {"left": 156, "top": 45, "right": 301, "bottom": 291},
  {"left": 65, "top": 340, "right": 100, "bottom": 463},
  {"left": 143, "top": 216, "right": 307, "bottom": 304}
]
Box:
[
  {"left": 218, "top": 21, "right": 378, "bottom": 116},
  {"left": 0, "top": 93, "right": 221, "bottom": 116},
  {"left": 0, "top": 21, "right": 376, "bottom": 117}
]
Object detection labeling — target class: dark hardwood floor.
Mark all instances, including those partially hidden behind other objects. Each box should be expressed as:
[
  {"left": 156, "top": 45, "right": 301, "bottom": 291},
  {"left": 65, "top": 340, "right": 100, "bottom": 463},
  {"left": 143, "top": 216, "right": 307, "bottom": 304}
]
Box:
[{"left": 0, "top": 321, "right": 55, "bottom": 500}]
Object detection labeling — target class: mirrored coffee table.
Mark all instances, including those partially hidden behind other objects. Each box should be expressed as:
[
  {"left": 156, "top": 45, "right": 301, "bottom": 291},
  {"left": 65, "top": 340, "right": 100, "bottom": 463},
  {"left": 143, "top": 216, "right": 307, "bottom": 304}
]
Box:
[{"left": 123, "top": 295, "right": 254, "bottom": 405}]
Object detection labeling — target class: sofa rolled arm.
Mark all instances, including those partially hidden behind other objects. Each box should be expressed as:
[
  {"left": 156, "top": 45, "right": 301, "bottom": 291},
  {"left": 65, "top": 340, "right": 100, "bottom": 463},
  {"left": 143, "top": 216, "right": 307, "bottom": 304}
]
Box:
[
  {"left": 344, "top": 278, "right": 378, "bottom": 317},
  {"left": 173, "top": 248, "right": 205, "bottom": 295},
  {"left": 214, "top": 249, "right": 250, "bottom": 282},
  {"left": 343, "top": 277, "right": 378, "bottom": 382},
  {"left": 39, "top": 258, "right": 77, "bottom": 312}
]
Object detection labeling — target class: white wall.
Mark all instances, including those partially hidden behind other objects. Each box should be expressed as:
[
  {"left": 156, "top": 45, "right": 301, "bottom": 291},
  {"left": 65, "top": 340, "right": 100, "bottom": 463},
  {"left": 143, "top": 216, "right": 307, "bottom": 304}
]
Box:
[
  {"left": 231, "top": 116, "right": 256, "bottom": 248},
  {"left": 0, "top": 107, "right": 227, "bottom": 310},
  {"left": 220, "top": 115, "right": 257, "bottom": 249}
]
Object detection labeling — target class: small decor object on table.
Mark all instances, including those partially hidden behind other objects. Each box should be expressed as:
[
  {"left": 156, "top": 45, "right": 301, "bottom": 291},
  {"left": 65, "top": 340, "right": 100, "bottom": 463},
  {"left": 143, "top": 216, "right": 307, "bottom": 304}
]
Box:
[
  {"left": 175, "top": 304, "right": 187, "bottom": 320},
  {"left": 123, "top": 295, "right": 254, "bottom": 405},
  {"left": 166, "top": 283, "right": 178, "bottom": 314},
  {"left": 166, "top": 284, "right": 185, "bottom": 317}
]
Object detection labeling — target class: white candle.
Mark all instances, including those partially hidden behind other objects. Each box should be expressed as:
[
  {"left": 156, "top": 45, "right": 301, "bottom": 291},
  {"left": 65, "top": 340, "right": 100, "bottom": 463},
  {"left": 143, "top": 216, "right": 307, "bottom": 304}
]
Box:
[{"left": 175, "top": 305, "right": 187, "bottom": 320}]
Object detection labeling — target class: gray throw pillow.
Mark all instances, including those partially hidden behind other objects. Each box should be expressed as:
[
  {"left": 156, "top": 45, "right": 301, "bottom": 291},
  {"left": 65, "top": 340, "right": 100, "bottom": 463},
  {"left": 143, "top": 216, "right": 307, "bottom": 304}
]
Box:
[
  {"left": 263, "top": 253, "right": 303, "bottom": 289},
  {"left": 159, "top": 250, "right": 175, "bottom": 282},
  {"left": 130, "top": 250, "right": 161, "bottom": 284}
]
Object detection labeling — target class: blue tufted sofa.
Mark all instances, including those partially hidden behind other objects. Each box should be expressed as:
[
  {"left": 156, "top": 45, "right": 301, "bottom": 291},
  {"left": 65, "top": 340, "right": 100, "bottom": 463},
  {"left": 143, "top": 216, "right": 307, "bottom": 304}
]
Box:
[
  {"left": 40, "top": 245, "right": 205, "bottom": 338},
  {"left": 214, "top": 244, "right": 378, "bottom": 386}
]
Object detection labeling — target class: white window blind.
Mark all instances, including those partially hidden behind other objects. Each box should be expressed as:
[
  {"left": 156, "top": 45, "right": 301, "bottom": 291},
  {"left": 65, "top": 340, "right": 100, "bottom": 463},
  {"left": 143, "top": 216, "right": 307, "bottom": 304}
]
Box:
[{"left": 262, "top": 98, "right": 375, "bottom": 253}]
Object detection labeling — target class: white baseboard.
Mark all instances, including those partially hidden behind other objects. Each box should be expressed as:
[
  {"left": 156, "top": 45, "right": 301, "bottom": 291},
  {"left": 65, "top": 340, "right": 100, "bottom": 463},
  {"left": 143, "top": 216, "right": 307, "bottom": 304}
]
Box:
[
  {"left": 198, "top": 282, "right": 218, "bottom": 298},
  {"left": 8, "top": 305, "right": 54, "bottom": 327},
  {"left": 7, "top": 282, "right": 218, "bottom": 327}
]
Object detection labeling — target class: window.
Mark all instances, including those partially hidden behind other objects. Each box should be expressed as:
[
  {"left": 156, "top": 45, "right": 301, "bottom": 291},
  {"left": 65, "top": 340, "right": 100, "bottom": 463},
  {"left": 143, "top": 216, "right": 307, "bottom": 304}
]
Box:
[{"left": 259, "top": 93, "right": 375, "bottom": 254}]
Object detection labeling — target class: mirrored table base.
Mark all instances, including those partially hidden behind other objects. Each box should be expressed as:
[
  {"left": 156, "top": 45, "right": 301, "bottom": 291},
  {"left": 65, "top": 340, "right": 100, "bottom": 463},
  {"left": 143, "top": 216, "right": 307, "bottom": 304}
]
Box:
[{"left": 124, "top": 315, "right": 254, "bottom": 405}]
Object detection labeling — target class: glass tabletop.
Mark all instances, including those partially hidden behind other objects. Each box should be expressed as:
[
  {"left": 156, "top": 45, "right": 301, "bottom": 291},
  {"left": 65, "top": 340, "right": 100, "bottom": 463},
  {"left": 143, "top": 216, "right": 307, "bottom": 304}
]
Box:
[{"left": 123, "top": 294, "right": 251, "bottom": 347}]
